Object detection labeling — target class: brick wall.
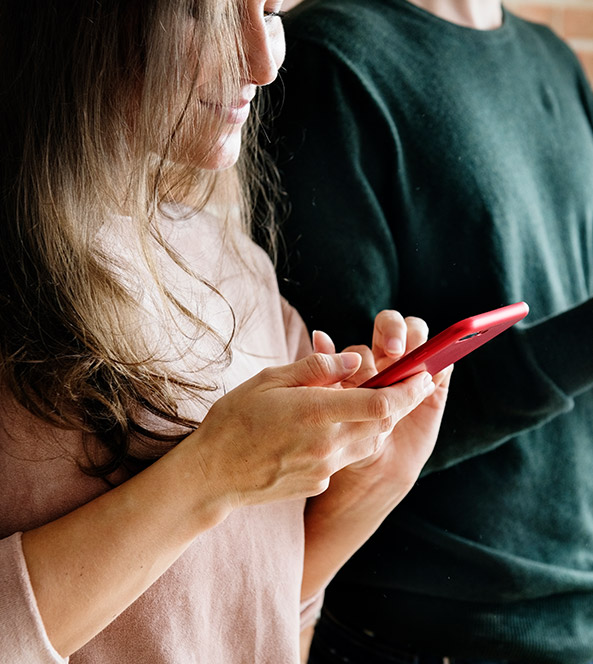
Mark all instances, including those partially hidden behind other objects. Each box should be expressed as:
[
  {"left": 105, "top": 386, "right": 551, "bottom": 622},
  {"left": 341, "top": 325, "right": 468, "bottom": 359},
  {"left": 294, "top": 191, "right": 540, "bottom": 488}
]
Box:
[{"left": 506, "top": 0, "right": 593, "bottom": 81}]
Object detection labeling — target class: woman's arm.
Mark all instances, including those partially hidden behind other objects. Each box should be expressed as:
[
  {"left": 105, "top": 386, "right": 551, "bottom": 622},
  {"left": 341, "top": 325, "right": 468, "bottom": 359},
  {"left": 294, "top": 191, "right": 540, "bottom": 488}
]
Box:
[
  {"left": 300, "top": 315, "right": 451, "bottom": 603},
  {"left": 21, "top": 438, "right": 228, "bottom": 659},
  {"left": 18, "top": 350, "right": 433, "bottom": 658}
]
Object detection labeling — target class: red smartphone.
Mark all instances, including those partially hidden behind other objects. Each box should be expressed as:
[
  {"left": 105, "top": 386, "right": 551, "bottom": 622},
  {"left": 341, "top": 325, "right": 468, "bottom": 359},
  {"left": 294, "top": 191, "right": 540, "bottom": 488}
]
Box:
[{"left": 359, "top": 301, "right": 529, "bottom": 388}]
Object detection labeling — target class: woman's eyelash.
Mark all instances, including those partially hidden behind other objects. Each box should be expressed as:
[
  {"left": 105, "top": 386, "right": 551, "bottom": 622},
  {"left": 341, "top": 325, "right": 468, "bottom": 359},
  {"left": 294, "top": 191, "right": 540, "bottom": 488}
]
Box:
[{"left": 264, "top": 10, "right": 286, "bottom": 20}]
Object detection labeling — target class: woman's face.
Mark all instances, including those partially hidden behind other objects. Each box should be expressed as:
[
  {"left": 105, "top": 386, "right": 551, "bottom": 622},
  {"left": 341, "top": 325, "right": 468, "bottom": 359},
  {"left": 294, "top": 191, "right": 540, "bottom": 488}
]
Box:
[{"left": 183, "top": 0, "right": 286, "bottom": 171}]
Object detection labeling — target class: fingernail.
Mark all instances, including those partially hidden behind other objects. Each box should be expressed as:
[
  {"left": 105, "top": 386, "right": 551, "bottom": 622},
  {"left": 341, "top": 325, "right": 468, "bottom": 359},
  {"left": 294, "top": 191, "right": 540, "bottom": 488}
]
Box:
[
  {"left": 386, "top": 338, "right": 404, "bottom": 355},
  {"left": 313, "top": 329, "right": 332, "bottom": 342},
  {"left": 341, "top": 352, "right": 360, "bottom": 370},
  {"left": 312, "top": 329, "right": 334, "bottom": 352},
  {"left": 312, "top": 330, "right": 322, "bottom": 351}
]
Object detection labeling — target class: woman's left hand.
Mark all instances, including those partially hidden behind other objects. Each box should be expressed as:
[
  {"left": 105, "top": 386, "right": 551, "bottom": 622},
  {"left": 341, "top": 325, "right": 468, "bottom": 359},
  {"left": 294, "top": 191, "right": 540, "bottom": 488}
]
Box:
[
  {"left": 312, "top": 310, "right": 452, "bottom": 494},
  {"left": 301, "top": 311, "right": 451, "bottom": 605}
]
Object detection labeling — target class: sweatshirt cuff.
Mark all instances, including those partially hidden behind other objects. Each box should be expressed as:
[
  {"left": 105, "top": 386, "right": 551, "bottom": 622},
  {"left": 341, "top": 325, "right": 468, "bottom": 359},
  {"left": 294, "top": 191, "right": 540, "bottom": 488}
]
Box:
[{"left": 0, "top": 532, "right": 68, "bottom": 663}]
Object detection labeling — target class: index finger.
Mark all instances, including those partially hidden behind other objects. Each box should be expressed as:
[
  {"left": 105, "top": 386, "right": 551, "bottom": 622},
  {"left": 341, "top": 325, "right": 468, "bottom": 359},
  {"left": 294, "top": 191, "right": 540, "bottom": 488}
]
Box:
[
  {"left": 403, "top": 316, "right": 429, "bottom": 354},
  {"left": 308, "top": 371, "right": 435, "bottom": 425}
]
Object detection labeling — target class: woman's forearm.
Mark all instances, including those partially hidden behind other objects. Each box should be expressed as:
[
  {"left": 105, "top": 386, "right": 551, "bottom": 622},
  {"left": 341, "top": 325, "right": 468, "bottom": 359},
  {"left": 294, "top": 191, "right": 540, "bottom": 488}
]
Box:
[
  {"left": 21, "top": 439, "right": 232, "bottom": 658},
  {"left": 301, "top": 466, "right": 407, "bottom": 603},
  {"left": 19, "top": 351, "right": 435, "bottom": 658}
]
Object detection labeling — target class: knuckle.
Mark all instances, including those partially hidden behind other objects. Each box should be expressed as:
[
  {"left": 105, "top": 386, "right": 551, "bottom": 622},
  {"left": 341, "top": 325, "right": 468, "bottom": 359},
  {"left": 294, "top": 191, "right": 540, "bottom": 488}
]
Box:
[
  {"left": 305, "top": 400, "right": 330, "bottom": 429},
  {"left": 343, "top": 344, "right": 367, "bottom": 356},
  {"left": 353, "top": 367, "right": 378, "bottom": 386},
  {"left": 380, "top": 415, "right": 394, "bottom": 433},
  {"left": 403, "top": 381, "right": 422, "bottom": 405},
  {"left": 356, "top": 432, "right": 385, "bottom": 461},
  {"left": 309, "top": 457, "right": 333, "bottom": 481},
  {"left": 308, "top": 352, "right": 332, "bottom": 382},
  {"left": 257, "top": 366, "right": 276, "bottom": 384},
  {"left": 380, "top": 309, "right": 406, "bottom": 330},
  {"left": 378, "top": 308, "right": 404, "bottom": 322},
  {"left": 368, "top": 391, "right": 391, "bottom": 420},
  {"left": 406, "top": 316, "right": 429, "bottom": 336},
  {"left": 305, "top": 427, "right": 337, "bottom": 460},
  {"left": 371, "top": 433, "right": 385, "bottom": 455},
  {"left": 312, "top": 438, "right": 334, "bottom": 461},
  {"left": 309, "top": 477, "right": 331, "bottom": 497}
]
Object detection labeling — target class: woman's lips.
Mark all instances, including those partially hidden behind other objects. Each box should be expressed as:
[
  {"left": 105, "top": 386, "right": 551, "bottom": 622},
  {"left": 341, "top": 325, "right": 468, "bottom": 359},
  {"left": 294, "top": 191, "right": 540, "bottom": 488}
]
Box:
[
  {"left": 200, "top": 98, "right": 252, "bottom": 125},
  {"left": 226, "top": 100, "right": 251, "bottom": 125}
]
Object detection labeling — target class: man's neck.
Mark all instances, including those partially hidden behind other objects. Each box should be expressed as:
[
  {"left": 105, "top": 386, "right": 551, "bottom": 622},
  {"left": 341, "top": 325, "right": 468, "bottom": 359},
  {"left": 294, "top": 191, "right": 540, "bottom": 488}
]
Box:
[{"left": 405, "top": 0, "right": 503, "bottom": 30}]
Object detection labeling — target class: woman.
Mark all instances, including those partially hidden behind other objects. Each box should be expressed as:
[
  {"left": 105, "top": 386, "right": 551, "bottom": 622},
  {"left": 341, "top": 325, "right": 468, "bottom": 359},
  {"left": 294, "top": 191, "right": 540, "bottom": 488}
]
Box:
[{"left": 0, "top": 1, "right": 450, "bottom": 662}]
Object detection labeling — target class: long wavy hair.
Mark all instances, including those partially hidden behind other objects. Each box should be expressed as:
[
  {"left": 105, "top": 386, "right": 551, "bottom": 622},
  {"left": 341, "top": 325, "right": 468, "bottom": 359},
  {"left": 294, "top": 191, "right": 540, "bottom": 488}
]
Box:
[{"left": 0, "top": 0, "right": 280, "bottom": 478}]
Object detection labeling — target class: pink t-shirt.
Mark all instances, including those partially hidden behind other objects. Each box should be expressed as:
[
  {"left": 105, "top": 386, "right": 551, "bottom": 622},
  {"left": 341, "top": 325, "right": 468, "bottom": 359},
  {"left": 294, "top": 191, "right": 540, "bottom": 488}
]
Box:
[{"left": 0, "top": 206, "right": 317, "bottom": 663}]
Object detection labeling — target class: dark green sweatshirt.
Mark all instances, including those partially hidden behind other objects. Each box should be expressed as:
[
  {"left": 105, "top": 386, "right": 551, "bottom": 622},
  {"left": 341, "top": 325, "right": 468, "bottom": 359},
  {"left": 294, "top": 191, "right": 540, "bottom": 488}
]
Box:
[{"left": 271, "top": 1, "right": 593, "bottom": 661}]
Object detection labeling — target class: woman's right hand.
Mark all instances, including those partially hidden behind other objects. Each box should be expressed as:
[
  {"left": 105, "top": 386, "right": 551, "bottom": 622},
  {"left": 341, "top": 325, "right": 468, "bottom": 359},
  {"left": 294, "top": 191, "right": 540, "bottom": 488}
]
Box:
[
  {"left": 17, "top": 349, "right": 433, "bottom": 658},
  {"left": 183, "top": 350, "right": 436, "bottom": 512},
  {"left": 18, "top": 350, "right": 433, "bottom": 659}
]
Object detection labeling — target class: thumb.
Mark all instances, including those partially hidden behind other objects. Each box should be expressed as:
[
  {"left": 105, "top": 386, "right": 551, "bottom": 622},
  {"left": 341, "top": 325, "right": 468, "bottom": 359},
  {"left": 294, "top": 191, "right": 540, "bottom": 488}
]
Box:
[{"left": 278, "top": 352, "right": 362, "bottom": 388}]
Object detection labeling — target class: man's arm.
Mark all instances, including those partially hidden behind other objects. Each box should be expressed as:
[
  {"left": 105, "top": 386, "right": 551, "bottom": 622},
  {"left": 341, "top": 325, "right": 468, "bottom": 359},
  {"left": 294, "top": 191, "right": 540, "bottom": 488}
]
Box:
[
  {"left": 427, "top": 297, "right": 593, "bottom": 472},
  {"left": 271, "top": 39, "right": 399, "bottom": 350}
]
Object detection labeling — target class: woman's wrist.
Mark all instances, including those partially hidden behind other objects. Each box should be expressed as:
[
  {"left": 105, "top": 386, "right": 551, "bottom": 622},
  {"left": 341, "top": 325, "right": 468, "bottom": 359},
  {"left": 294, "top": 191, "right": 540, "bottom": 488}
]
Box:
[
  {"left": 301, "top": 469, "right": 405, "bottom": 602},
  {"left": 21, "top": 430, "right": 240, "bottom": 657},
  {"left": 322, "top": 457, "right": 411, "bottom": 519},
  {"left": 166, "top": 430, "right": 239, "bottom": 536}
]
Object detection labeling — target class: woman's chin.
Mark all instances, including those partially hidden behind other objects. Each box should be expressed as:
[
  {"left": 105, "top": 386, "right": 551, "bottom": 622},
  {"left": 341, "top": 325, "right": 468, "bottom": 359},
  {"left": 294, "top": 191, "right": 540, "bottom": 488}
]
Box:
[{"left": 197, "top": 132, "right": 243, "bottom": 172}]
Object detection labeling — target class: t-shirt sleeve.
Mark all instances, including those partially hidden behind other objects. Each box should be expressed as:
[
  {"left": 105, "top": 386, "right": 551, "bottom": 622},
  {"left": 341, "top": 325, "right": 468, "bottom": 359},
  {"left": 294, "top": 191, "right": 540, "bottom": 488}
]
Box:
[
  {"left": 299, "top": 590, "right": 324, "bottom": 631},
  {"left": 0, "top": 532, "right": 68, "bottom": 664}
]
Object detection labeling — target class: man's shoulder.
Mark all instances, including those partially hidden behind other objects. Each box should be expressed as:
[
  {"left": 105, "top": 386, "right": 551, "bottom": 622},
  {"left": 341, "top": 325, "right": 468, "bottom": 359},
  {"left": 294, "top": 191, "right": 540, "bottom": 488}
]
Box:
[
  {"left": 282, "top": 0, "right": 421, "bottom": 85},
  {"left": 507, "top": 7, "right": 562, "bottom": 41},
  {"left": 507, "top": 8, "right": 582, "bottom": 67},
  {"left": 284, "top": 0, "right": 409, "bottom": 54}
]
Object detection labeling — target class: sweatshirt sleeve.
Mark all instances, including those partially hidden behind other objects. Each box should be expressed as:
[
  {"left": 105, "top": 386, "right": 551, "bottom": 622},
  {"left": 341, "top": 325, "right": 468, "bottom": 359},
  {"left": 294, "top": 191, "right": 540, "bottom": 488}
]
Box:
[
  {"left": 0, "top": 533, "right": 68, "bottom": 664},
  {"left": 271, "top": 40, "right": 400, "bottom": 352},
  {"left": 424, "top": 298, "right": 593, "bottom": 473},
  {"left": 521, "top": 298, "right": 593, "bottom": 398}
]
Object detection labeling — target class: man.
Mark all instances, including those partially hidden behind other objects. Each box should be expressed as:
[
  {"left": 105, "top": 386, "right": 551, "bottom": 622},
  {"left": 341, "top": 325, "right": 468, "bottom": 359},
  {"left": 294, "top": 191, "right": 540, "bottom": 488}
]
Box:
[{"left": 270, "top": 0, "right": 593, "bottom": 662}]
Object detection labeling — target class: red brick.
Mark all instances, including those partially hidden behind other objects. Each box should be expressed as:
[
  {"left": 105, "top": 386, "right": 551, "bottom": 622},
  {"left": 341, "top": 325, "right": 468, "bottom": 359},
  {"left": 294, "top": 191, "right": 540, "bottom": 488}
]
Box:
[
  {"left": 576, "top": 49, "right": 593, "bottom": 83},
  {"left": 509, "top": 4, "right": 565, "bottom": 33},
  {"left": 564, "top": 8, "right": 593, "bottom": 39}
]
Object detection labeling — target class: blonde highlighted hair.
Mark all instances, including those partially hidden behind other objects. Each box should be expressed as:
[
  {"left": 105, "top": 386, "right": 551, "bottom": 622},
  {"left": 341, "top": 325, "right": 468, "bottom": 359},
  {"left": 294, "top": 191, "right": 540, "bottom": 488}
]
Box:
[{"left": 0, "top": 0, "right": 280, "bottom": 477}]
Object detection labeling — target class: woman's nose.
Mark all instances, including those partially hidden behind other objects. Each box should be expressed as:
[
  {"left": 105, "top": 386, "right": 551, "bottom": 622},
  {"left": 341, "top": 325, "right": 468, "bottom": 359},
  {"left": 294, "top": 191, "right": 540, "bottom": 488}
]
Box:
[{"left": 243, "top": 19, "right": 284, "bottom": 87}]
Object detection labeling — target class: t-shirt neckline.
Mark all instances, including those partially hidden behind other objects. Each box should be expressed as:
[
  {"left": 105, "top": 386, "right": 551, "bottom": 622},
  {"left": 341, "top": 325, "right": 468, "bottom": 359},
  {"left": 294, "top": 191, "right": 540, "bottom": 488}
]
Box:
[{"left": 390, "top": 0, "right": 514, "bottom": 43}]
